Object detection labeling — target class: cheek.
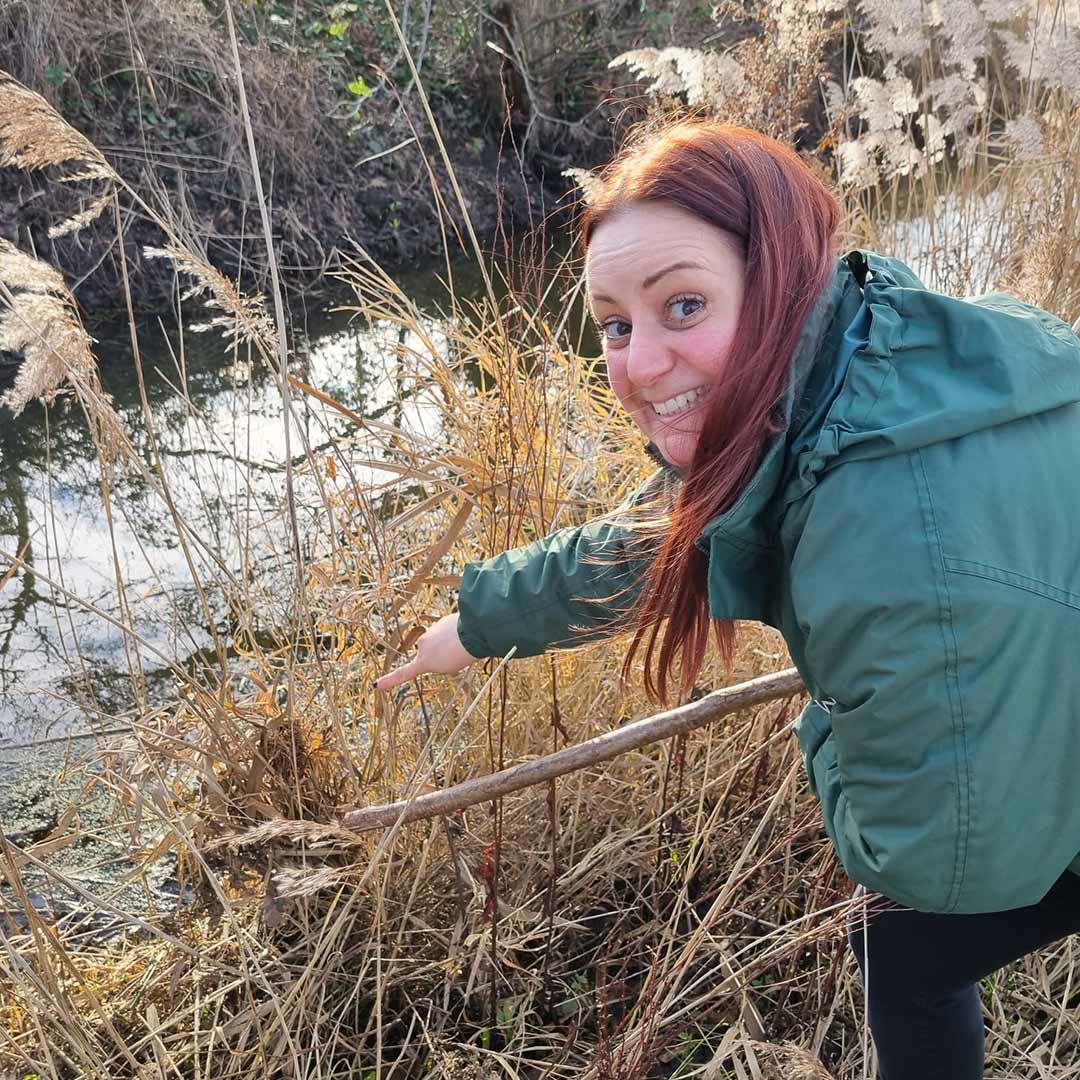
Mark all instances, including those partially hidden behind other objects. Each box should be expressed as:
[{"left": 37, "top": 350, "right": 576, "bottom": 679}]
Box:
[
  {"left": 605, "top": 355, "right": 635, "bottom": 407},
  {"left": 692, "top": 323, "right": 739, "bottom": 376}
]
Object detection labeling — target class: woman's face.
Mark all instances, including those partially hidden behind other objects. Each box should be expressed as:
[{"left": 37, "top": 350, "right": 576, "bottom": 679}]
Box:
[{"left": 585, "top": 201, "right": 746, "bottom": 469}]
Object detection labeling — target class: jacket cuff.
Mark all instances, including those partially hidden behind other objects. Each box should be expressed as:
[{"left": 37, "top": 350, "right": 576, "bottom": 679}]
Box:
[
  {"left": 794, "top": 698, "right": 833, "bottom": 794},
  {"left": 456, "top": 561, "right": 496, "bottom": 658}
]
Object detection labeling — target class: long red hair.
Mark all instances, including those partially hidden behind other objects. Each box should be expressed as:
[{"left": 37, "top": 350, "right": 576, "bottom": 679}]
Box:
[{"left": 580, "top": 119, "right": 840, "bottom": 704}]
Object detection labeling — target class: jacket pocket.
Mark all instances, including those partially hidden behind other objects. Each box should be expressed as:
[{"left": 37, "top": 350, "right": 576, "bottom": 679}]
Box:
[
  {"left": 943, "top": 558, "right": 1080, "bottom": 613},
  {"left": 935, "top": 556, "right": 1080, "bottom": 909}
]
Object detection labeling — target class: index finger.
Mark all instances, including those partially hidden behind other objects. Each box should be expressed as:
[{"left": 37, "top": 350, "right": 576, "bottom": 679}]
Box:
[{"left": 374, "top": 659, "right": 421, "bottom": 693}]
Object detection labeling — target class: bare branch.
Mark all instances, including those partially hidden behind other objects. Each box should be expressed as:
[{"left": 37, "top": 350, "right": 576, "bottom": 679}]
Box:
[{"left": 342, "top": 668, "right": 806, "bottom": 831}]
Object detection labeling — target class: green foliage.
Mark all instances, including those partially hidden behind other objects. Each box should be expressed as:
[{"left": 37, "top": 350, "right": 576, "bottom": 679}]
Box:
[
  {"left": 121, "top": 101, "right": 197, "bottom": 142},
  {"left": 496, "top": 998, "right": 518, "bottom": 1045},
  {"left": 250, "top": 0, "right": 402, "bottom": 99},
  {"left": 233, "top": 0, "right": 442, "bottom": 135},
  {"left": 555, "top": 971, "right": 591, "bottom": 1020},
  {"left": 43, "top": 64, "right": 68, "bottom": 88}
]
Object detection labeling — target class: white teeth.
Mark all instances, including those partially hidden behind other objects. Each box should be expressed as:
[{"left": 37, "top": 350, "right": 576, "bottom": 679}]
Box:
[{"left": 651, "top": 386, "right": 706, "bottom": 416}]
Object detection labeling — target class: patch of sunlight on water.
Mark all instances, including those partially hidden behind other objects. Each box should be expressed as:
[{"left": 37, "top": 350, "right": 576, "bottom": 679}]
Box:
[{"left": 878, "top": 187, "right": 1007, "bottom": 296}]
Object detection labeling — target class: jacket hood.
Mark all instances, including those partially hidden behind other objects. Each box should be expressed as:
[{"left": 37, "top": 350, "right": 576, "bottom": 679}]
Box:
[{"left": 785, "top": 250, "right": 1080, "bottom": 504}]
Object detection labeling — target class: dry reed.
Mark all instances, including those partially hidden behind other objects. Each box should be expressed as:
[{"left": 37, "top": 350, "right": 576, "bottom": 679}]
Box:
[
  {"left": 0, "top": 71, "right": 116, "bottom": 182},
  {"left": 0, "top": 239, "right": 125, "bottom": 462}
]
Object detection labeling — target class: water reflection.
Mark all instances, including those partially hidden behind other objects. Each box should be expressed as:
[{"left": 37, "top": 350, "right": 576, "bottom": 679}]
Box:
[{"left": 0, "top": 267, "right": 485, "bottom": 742}]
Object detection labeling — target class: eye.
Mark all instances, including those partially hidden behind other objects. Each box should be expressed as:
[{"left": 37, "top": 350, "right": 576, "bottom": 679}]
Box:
[
  {"left": 600, "top": 317, "right": 632, "bottom": 342},
  {"left": 668, "top": 294, "right": 705, "bottom": 322}
]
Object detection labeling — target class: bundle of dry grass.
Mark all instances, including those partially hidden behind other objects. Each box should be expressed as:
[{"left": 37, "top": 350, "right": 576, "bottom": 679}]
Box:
[{"left": 0, "top": 1, "right": 323, "bottom": 194}]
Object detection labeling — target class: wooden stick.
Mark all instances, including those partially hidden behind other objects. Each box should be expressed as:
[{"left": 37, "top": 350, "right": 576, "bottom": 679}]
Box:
[{"left": 342, "top": 668, "right": 806, "bottom": 832}]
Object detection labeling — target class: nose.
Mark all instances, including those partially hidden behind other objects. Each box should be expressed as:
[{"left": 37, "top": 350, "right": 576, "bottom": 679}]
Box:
[{"left": 624, "top": 325, "right": 675, "bottom": 389}]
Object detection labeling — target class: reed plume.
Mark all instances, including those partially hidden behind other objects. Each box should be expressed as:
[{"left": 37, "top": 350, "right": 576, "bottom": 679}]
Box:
[
  {"left": 0, "top": 70, "right": 117, "bottom": 235},
  {"left": 0, "top": 239, "right": 124, "bottom": 462},
  {"left": 0, "top": 71, "right": 116, "bottom": 180},
  {"left": 143, "top": 244, "right": 280, "bottom": 359}
]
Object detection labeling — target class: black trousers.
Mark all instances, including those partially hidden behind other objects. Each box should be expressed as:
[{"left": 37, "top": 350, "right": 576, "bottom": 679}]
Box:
[{"left": 847, "top": 870, "right": 1080, "bottom": 1080}]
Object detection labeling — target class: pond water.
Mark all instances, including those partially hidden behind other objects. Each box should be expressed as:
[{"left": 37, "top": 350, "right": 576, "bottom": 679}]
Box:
[
  {"left": 0, "top": 253, "right": 600, "bottom": 932},
  {"left": 0, "top": 261, "right": 497, "bottom": 746}
]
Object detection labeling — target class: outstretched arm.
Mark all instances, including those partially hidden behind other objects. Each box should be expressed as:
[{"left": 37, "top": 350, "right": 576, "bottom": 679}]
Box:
[{"left": 375, "top": 468, "right": 674, "bottom": 690}]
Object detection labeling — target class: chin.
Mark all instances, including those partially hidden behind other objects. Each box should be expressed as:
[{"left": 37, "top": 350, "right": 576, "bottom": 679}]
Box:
[{"left": 656, "top": 441, "right": 695, "bottom": 469}]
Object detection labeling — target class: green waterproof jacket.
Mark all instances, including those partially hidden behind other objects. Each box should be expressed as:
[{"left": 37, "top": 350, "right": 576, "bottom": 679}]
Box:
[{"left": 457, "top": 250, "right": 1080, "bottom": 914}]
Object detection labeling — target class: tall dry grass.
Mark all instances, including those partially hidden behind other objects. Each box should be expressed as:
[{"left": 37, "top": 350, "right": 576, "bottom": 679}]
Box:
[{"left": 2, "top": 2, "right": 1080, "bottom": 1078}]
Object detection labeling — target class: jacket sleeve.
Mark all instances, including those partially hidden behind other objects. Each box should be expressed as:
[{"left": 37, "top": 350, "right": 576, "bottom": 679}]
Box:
[
  {"left": 456, "top": 469, "right": 675, "bottom": 660},
  {"left": 793, "top": 699, "right": 849, "bottom": 873}
]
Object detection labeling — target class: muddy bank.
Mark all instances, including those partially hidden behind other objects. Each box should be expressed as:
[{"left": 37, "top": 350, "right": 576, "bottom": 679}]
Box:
[
  {"left": 0, "top": 734, "right": 186, "bottom": 938},
  {"left": 0, "top": 0, "right": 699, "bottom": 311}
]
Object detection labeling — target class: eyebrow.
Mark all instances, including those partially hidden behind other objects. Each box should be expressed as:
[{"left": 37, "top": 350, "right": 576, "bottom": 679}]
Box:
[{"left": 590, "top": 260, "right": 704, "bottom": 305}]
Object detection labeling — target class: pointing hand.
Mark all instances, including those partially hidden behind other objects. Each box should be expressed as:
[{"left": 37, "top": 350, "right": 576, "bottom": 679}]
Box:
[{"left": 373, "top": 613, "right": 478, "bottom": 692}]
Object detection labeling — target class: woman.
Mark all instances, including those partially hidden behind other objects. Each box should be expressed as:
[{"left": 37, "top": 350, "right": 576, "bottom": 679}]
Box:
[{"left": 375, "top": 120, "right": 1080, "bottom": 1079}]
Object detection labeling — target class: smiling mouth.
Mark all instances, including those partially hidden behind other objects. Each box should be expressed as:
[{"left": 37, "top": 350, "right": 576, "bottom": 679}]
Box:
[{"left": 649, "top": 385, "right": 709, "bottom": 417}]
